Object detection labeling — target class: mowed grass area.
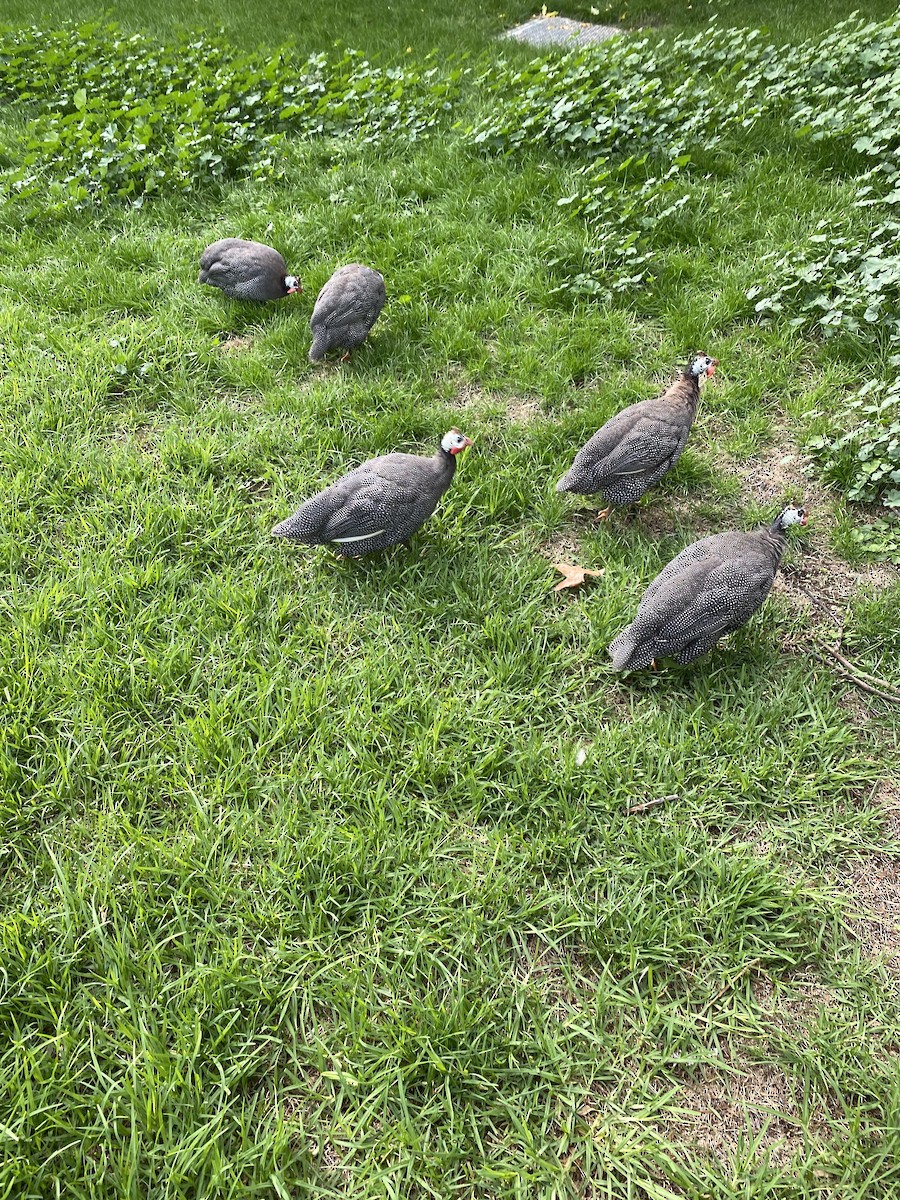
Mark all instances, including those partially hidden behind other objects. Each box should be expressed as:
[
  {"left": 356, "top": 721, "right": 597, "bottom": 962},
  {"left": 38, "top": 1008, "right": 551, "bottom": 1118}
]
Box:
[
  {"left": 1, "top": 0, "right": 898, "bottom": 52},
  {"left": 2, "top": 2, "right": 900, "bottom": 1198}
]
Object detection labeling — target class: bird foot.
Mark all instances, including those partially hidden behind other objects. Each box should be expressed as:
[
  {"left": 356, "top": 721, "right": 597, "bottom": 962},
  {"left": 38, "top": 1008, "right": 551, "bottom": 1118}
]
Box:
[
  {"left": 594, "top": 507, "right": 612, "bottom": 522},
  {"left": 340, "top": 351, "right": 352, "bottom": 364}
]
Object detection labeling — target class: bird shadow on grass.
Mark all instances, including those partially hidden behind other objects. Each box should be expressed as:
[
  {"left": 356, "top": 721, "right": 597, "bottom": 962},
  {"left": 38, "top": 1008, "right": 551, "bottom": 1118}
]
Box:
[
  {"left": 602, "top": 643, "right": 804, "bottom": 700},
  {"left": 197, "top": 297, "right": 299, "bottom": 339}
]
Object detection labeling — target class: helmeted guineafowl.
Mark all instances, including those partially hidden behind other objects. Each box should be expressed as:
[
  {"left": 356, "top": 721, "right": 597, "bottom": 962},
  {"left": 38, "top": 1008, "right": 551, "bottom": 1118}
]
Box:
[
  {"left": 308, "top": 264, "right": 386, "bottom": 363},
  {"left": 609, "top": 504, "right": 808, "bottom": 670},
  {"left": 199, "top": 238, "right": 301, "bottom": 301},
  {"left": 272, "top": 430, "right": 472, "bottom": 556},
  {"left": 556, "top": 353, "right": 718, "bottom": 518}
]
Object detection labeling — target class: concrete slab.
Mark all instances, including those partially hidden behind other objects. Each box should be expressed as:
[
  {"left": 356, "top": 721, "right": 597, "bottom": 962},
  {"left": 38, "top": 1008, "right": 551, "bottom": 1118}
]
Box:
[{"left": 502, "top": 14, "right": 621, "bottom": 49}]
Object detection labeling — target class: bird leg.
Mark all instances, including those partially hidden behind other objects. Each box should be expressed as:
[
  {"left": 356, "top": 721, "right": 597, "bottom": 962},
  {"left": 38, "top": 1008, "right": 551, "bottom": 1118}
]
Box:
[
  {"left": 340, "top": 351, "right": 352, "bottom": 364},
  {"left": 593, "top": 507, "right": 612, "bottom": 522}
]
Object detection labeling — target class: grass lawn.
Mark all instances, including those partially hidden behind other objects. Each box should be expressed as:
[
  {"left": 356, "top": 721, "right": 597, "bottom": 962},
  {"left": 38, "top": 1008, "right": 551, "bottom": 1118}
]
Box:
[{"left": 1, "top": 0, "right": 900, "bottom": 1197}]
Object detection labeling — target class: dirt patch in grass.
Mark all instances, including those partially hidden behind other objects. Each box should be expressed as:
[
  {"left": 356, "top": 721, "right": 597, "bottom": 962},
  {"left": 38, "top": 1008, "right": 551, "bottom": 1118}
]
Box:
[
  {"left": 722, "top": 427, "right": 897, "bottom": 610},
  {"left": 665, "top": 1058, "right": 823, "bottom": 1169},
  {"left": 218, "top": 388, "right": 265, "bottom": 412},
  {"left": 630, "top": 497, "right": 712, "bottom": 540},
  {"left": 111, "top": 424, "right": 156, "bottom": 455},
  {"left": 751, "top": 972, "right": 836, "bottom": 1044},
  {"left": 513, "top": 937, "right": 587, "bottom": 1021},
  {"left": 538, "top": 529, "right": 585, "bottom": 564},
  {"left": 216, "top": 334, "right": 254, "bottom": 354},
  {"left": 871, "top": 779, "right": 900, "bottom": 840},
  {"left": 452, "top": 378, "right": 545, "bottom": 424},
  {"left": 841, "top": 853, "right": 900, "bottom": 973},
  {"left": 505, "top": 397, "right": 543, "bottom": 424},
  {"left": 240, "top": 476, "right": 272, "bottom": 501},
  {"left": 722, "top": 431, "right": 820, "bottom": 514}
]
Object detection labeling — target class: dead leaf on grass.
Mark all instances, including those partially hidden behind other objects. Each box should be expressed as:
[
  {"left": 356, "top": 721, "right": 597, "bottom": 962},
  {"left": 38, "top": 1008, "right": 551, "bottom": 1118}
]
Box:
[{"left": 553, "top": 562, "right": 604, "bottom": 592}]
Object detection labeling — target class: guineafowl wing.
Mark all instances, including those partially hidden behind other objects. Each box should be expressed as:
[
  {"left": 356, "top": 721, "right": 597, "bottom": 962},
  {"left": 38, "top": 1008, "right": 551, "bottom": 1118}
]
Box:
[
  {"left": 320, "top": 489, "right": 394, "bottom": 541},
  {"left": 640, "top": 533, "right": 732, "bottom": 607},
  {"left": 593, "top": 413, "right": 687, "bottom": 480},
  {"left": 200, "top": 260, "right": 233, "bottom": 280},
  {"left": 642, "top": 557, "right": 774, "bottom": 651},
  {"left": 319, "top": 471, "right": 422, "bottom": 542},
  {"left": 571, "top": 406, "right": 646, "bottom": 464},
  {"left": 312, "top": 269, "right": 382, "bottom": 330}
]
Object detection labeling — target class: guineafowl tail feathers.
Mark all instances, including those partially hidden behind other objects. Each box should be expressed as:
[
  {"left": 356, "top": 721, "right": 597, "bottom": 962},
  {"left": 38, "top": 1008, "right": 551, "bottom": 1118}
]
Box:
[
  {"left": 308, "top": 332, "right": 329, "bottom": 363},
  {"left": 609, "top": 627, "right": 640, "bottom": 671},
  {"left": 272, "top": 513, "right": 306, "bottom": 540},
  {"left": 556, "top": 470, "right": 575, "bottom": 493}
]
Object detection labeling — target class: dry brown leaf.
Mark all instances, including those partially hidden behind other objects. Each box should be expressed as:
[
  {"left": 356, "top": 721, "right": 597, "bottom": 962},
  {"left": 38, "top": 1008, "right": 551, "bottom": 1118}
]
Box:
[{"left": 553, "top": 562, "right": 604, "bottom": 592}]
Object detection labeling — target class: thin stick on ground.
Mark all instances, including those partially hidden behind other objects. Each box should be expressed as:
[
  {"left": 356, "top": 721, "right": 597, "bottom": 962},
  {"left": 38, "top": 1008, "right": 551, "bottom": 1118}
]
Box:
[
  {"left": 811, "top": 639, "right": 900, "bottom": 702},
  {"left": 627, "top": 794, "right": 678, "bottom": 815},
  {"left": 790, "top": 580, "right": 845, "bottom": 630},
  {"left": 700, "top": 957, "right": 766, "bottom": 1014},
  {"left": 809, "top": 649, "right": 900, "bottom": 704}
]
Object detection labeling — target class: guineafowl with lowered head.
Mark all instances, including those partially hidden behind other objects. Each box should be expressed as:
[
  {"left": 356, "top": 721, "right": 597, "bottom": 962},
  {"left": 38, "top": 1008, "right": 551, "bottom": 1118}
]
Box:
[
  {"left": 609, "top": 504, "right": 808, "bottom": 670},
  {"left": 309, "top": 264, "right": 386, "bottom": 363},
  {"left": 199, "top": 238, "right": 301, "bottom": 301},
  {"left": 556, "top": 353, "right": 718, "bottom": 518}
]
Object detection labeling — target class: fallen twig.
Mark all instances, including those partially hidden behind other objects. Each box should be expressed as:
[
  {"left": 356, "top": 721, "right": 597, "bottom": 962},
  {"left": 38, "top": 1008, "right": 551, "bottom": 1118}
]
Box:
[
  {"left": 809, "top": 649, "right": 900, "bottom": 704},
  {"left": 626, "top": 794, "right": 677, "bottom": 815},
  {"left": 700, "top": 957, "right": 765, "bottom": 1014},
  {"left": 789, "top": 581, "right": 847, "bottom": 650},
  {"left": 792, "top": 581, "right": 845, "bottom": 629},
  {"left": 811, "top": 639, "right": 900, "bottom": 700}
]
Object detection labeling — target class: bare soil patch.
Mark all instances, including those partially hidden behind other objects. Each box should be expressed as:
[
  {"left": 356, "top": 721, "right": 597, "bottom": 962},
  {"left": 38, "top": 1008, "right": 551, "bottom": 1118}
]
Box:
[
  {"left": 871, "top": 779, "right": 900, "bottom": 840},
  {"left": 240, "top": 476, "right": 272, "bottom": 501},
  {"left": 505, "top": 397, "right": 543, "bottom": 424},
  {"left": 538, "top": 529, "right": 585, "bottom": 564},
  {"left": 452, "top": 378, "right": 544, "bottom": 424},
  {"left": 751, "top": 972, "right": 836, "bottom": 1044},
  {"left": 513, "top": 936, "right": 588, "bottom": 1022},
  {"left": 111, "top": 424, "right": 156, "bottom": 454},
  {"left": 216, "top": 334, "right": 254, "bottom": 354},
  {"left": 667, "top": 1059, "right": 817, "bottom": 1168},
  {"left": 219, "top": 388, "right": 265, "bottom": 413},
  {"left": 841, "top": 853, "right": 900, "bottom": 972},
  {"left": 720, "top": 427, "right": 897, "bottom": 617}
]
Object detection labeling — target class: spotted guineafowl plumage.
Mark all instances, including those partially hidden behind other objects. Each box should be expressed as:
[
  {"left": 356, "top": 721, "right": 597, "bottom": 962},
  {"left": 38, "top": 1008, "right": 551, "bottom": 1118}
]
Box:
[
  {"left": 199, "top": 238, "right": 300, "bottom": 302},
  {"left": 609, "top": 505, "right": 808, "bottom": 670},
  {"left": 272, "top": 430, "right": 472, "bottom": 556},
  {"left": 556, "top": 354, "right": 717, "bottom": 514},
  {"left": 309, "top": 264, "right": 386, "bottom": 362}
]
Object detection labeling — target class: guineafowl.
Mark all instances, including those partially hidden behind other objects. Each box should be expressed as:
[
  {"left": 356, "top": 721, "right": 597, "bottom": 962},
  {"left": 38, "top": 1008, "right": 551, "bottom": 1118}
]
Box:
[
  {"left": 199, "top": 239, "right": 301, "bottom": 301},
  {"left": 272, "top": 430, "right": 472, "bottom": 556},
  {"left": 556, "top": 353, "right": 718, "bottom": 518},
  {"left": 609, "top": 504, "right": 808, "bottom": 669},
  {"left": 309, "top": 264, "right": 386, "bottom": 363}
]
